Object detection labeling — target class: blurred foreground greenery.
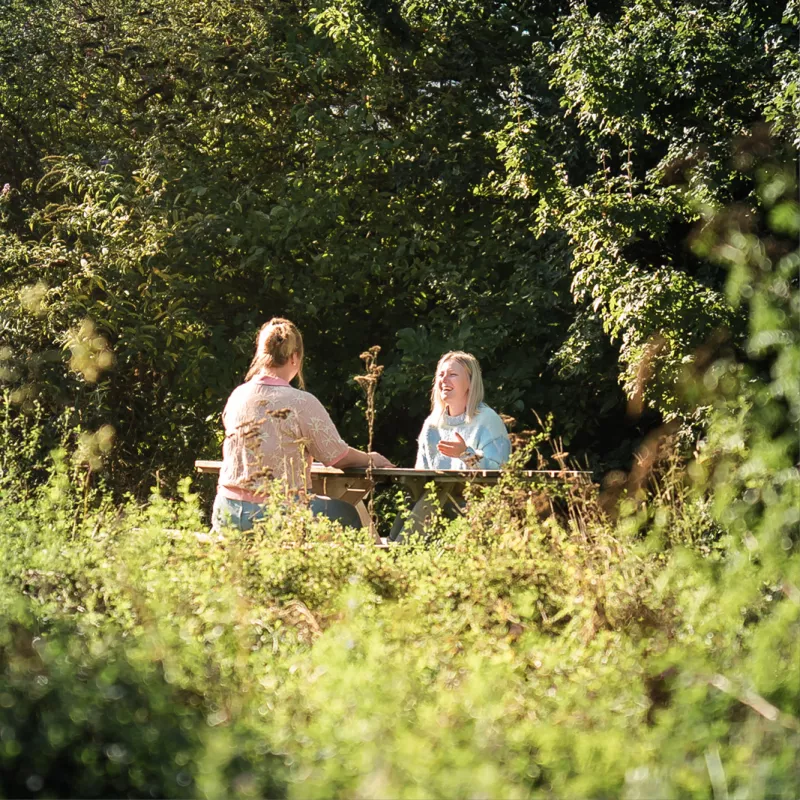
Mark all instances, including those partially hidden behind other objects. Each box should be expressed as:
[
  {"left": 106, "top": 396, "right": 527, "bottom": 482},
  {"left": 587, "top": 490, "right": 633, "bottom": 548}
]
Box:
[{"left": 0, "top": 452, "right": 797, "bottom": 797}]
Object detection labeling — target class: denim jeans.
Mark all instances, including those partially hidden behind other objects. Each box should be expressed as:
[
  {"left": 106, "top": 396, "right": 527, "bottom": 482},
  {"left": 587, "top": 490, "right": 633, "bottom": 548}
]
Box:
[
  {"left": 388, "top": 486, "right": 465, "bottom": 543},
  {"left": 212, "top": 494, "right": 362, "bottom": 532}
]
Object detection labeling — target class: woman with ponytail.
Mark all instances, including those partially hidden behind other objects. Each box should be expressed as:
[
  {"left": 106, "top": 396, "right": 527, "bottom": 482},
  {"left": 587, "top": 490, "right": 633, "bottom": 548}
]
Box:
[{"left": 212, "top": 317, "right": 393, "bottom": 531}]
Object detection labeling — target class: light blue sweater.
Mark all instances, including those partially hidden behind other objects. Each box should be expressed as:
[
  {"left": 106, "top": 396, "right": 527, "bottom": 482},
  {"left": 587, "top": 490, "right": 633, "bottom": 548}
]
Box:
[{"left": 415, "top": 403, "right": 512, "bottom": 470}]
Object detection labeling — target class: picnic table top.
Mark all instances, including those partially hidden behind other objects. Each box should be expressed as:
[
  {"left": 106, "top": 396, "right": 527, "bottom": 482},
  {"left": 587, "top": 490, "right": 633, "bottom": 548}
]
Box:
[{"left": 194, "top": 459, "right": 592, "bottom": 481}]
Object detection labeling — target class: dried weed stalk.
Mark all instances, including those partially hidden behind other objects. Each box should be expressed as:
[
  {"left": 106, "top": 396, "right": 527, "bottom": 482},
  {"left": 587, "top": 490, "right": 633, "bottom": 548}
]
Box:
[{"left": 354, "top": 345, "right": 383, "bottom": 542}]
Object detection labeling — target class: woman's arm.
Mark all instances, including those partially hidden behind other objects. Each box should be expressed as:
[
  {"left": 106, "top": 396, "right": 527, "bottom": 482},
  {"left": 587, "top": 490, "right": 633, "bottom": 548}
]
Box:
[
  {"left": 465, "top": 435, "right": 511, "bottom": 469},
  {"left": 335, "top": 447, "right": 394, "bottom": 469},
  {"left": 299, "top": 394, "right": 393, "bottom": 468},
  {"left": 438, "top": 431, "right": 511, "bottom": 469}
]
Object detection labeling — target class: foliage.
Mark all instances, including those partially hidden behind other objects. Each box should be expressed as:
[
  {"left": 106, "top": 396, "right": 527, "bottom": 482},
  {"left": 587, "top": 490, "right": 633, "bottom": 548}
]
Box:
[
  {"left": 2, "top": 0, "right": 797, "bottom": 488},
  {"left": 692, "top": 162, "right": 800, "bottom": 581},
  {"left": 0, "top": 600, "right": 226, "bottom": 798},
  {"left": 0, "top": 0, "right": 798, "bottom": 795},
  {"left": 493, "top": 0, "right": 797, "bottom": 425}
]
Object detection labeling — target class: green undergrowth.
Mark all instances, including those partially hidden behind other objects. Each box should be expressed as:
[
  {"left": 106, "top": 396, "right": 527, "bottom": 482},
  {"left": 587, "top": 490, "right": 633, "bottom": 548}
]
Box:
[{"left": 0, "top": 456, "right": 797, "bottom": 799}]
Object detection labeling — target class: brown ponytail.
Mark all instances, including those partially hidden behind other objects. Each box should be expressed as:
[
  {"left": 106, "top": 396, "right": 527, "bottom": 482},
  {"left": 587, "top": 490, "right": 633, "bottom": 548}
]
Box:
[{"left": 245, "top": 317, "right": 305, "bottom": 388}]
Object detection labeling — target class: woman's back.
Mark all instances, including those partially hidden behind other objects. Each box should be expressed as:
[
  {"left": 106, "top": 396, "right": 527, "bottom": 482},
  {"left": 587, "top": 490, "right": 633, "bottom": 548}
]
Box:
[{"left": 219, "top": 375, "right": 348, "bottom": 501}]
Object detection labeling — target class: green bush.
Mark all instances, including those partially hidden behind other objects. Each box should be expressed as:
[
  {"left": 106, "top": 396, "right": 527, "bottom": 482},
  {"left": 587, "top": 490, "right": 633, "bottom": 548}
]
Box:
[
  {"left": 0, "top": 594, "right": 289, "bottom": 799},
  {"left": 0, "top": 598, "right": 205, "bottom": 798}
]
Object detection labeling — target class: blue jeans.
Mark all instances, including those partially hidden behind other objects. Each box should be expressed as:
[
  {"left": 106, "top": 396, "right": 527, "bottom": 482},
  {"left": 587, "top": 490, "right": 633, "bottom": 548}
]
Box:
[
  {"left": 388, "top": 486, "right": 465, "bottom": 543},
  {"left": 212, "top": 494, "right": 363, "bottom": 532}
]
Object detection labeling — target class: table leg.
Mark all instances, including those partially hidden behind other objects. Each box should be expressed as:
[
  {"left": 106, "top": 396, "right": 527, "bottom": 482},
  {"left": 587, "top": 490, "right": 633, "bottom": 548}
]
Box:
[
  {"left": 354, "top": 501, "right": 372, "bottom": 530},
  {"left": 398, "top": 477, "right": 427, "bottom": 502}
]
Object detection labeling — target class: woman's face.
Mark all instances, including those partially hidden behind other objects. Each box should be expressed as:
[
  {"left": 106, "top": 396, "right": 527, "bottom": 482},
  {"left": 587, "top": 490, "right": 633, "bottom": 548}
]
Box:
[{"left": 437, "top": 358, "right": 470, "bottom": 412}]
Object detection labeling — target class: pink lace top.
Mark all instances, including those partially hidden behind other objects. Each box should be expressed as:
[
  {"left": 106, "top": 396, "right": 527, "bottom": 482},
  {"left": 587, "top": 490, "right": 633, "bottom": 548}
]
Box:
[{"left": 217, "top": 376, "right": 349, "bottom": 502}]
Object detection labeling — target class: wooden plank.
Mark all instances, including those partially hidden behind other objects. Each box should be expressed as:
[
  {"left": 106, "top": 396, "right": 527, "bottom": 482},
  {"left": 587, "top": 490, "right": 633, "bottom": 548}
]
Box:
[
  {"left": 194, "top": 460, "right": 591, "bottom": 481},
  {"left": 195, "top": 459, "right": 223, "bottom": 475}
]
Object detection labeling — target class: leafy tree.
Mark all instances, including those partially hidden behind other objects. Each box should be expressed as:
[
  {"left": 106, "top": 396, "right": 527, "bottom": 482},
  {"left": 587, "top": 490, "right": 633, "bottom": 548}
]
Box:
[{"left": 493, "top": 0, "right": 797, "bottom": 425}]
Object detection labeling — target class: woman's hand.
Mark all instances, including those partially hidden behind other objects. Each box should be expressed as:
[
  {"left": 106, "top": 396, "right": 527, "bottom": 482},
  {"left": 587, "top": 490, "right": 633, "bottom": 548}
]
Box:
[
  {"left": 336, "top": 448, "right": 394, "bottom": 469},
  {"left": 369, "top": 452, "right": 395, "bottom": 468},
  {"left": 437, "top": 433, "right": 467, "bottom": 459}
]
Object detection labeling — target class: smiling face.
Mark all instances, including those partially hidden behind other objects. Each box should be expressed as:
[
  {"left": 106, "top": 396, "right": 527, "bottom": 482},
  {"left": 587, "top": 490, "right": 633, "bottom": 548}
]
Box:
[{"left": 437, "top": 358, "right": 471, "bottom": 415}]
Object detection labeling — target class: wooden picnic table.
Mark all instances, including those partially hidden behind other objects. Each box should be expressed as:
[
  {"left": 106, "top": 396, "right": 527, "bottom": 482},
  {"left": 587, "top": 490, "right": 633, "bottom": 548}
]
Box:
[{"left": 194, "top": 460, "right": 592, "bottom": 528}]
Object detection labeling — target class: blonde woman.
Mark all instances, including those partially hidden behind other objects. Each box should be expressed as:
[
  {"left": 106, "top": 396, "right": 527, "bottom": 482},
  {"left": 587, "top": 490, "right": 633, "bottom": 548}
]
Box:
[
  {"left": 390, "top": 351, "right": 511, "bottom": 541},
  {"left": 212, "top": 317, "right": 393, "bottom": 531},
  {"left": 416, "top": 351, "right": 511, "bottom": 470}
]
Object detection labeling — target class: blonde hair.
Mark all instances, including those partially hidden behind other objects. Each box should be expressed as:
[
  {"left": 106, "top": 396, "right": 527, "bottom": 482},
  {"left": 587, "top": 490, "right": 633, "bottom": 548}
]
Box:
[
  {"left": 245, "top": 317, "right": 305, "bottom": 388},
  {"left": 430, "top": 351, "right": 484, "bottom": 423}
]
